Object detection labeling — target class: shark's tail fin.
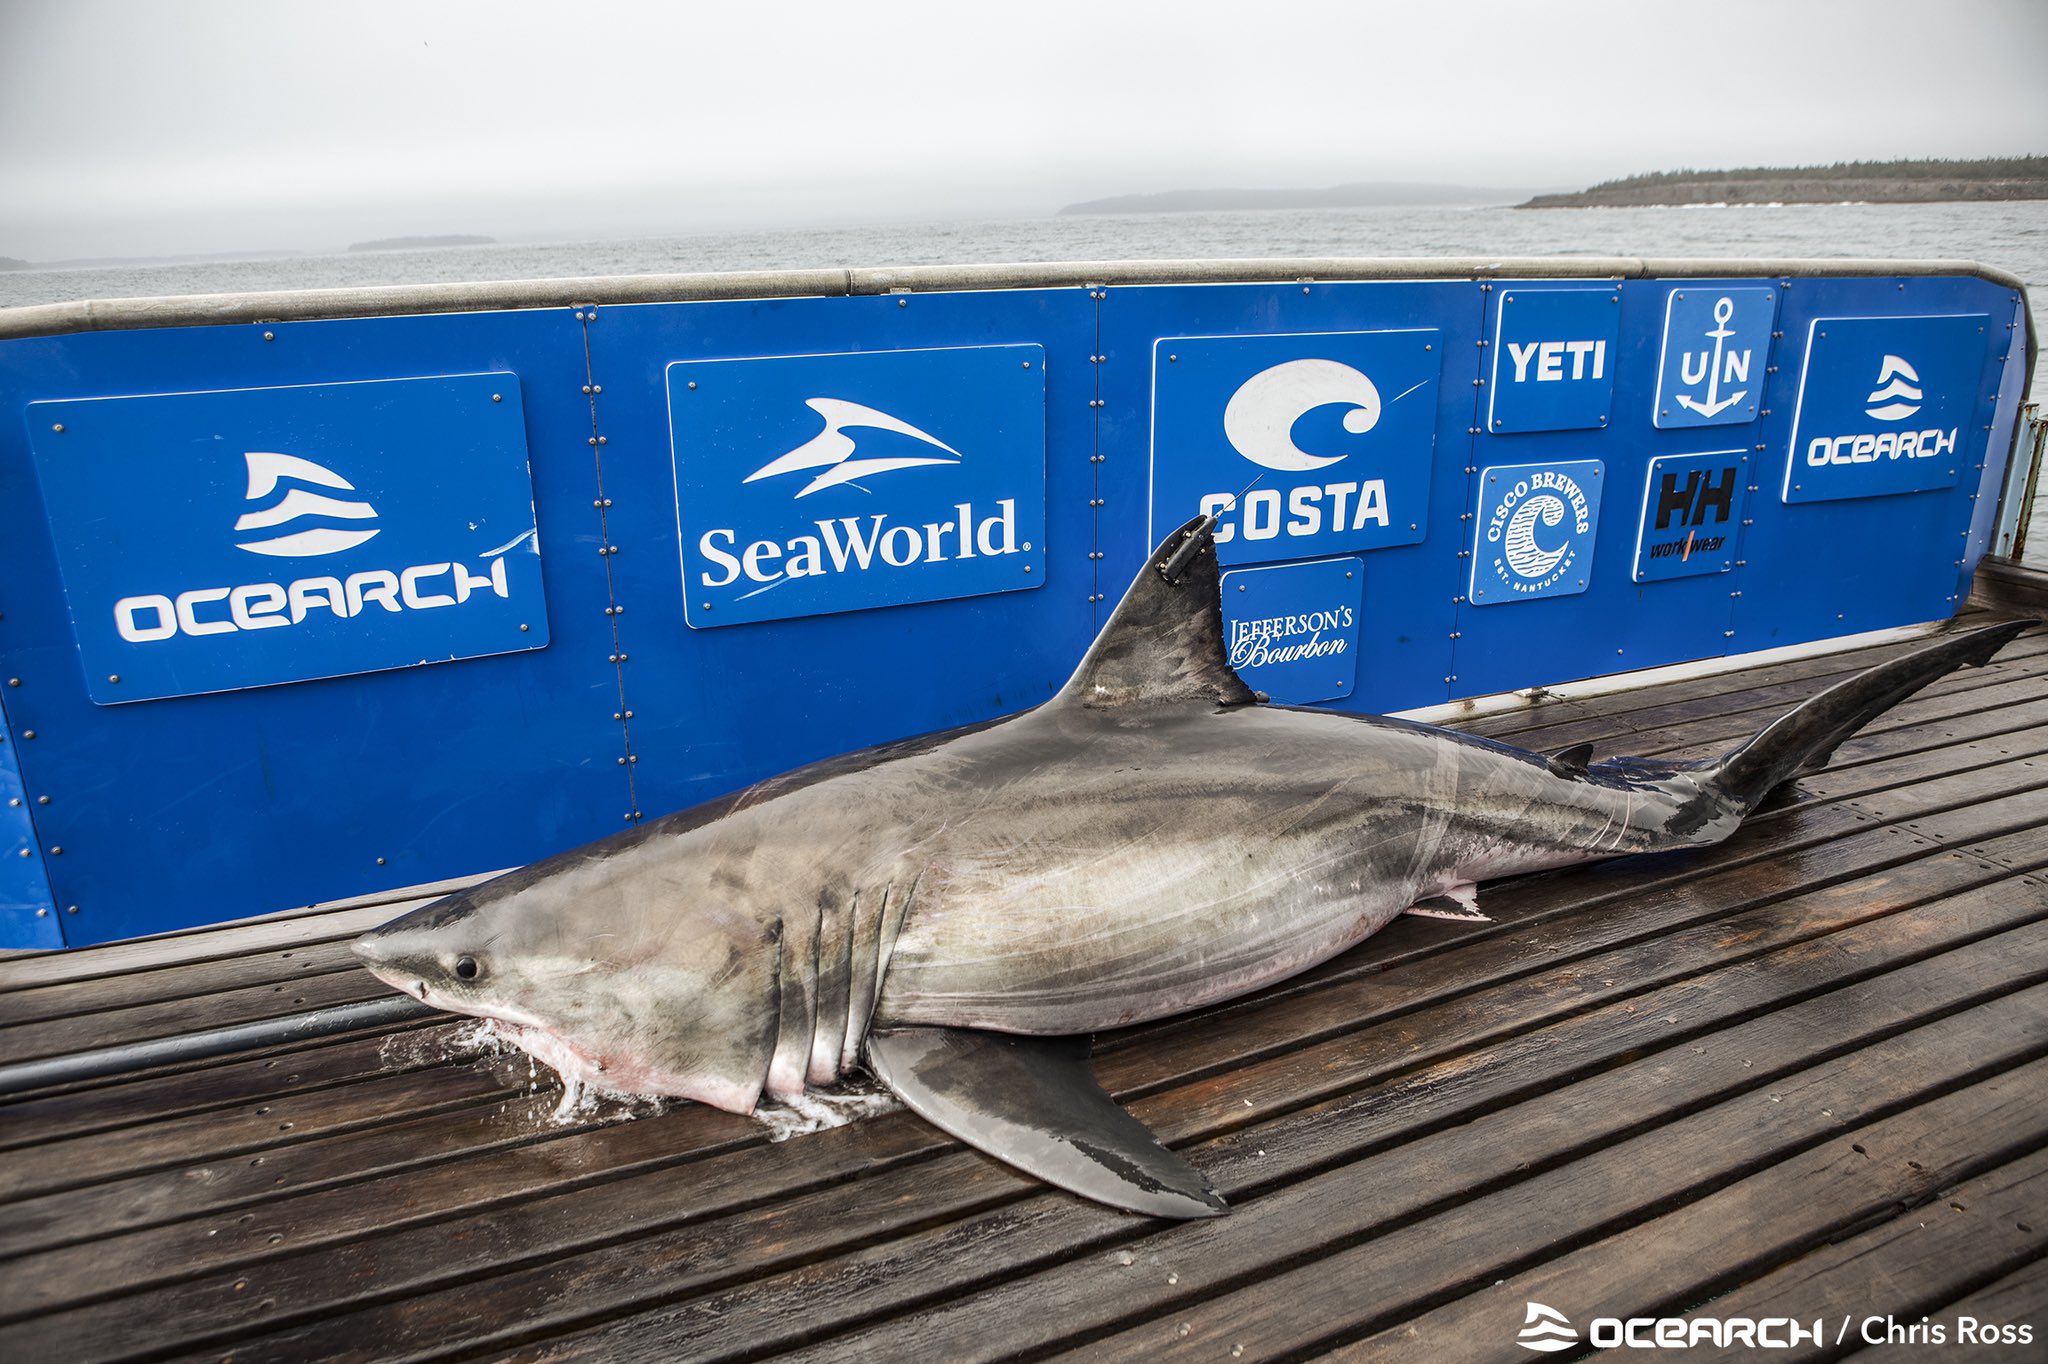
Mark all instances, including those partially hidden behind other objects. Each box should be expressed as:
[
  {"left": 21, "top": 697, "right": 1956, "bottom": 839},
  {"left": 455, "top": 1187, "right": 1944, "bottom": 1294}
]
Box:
[{"left": 1699, "top": 619, "right": 2031, "bottom": 814}]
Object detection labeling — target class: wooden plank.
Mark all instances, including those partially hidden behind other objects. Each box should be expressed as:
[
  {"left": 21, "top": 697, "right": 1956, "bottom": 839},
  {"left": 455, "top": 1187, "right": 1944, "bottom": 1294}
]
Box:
[
  {"left": 66, "top": 881, "right": 2048, "bottom": 1364},
  {"left": 1043, "top": 1057, "right": 2048, "bottom": 1364},
  {"left": 0, "top": 939, "right": 360, "bottom": 1028},
  {"left": 1329, "top": 1114, "right": 2048, "bottom": 1362},
  {"left": 0, "top": 960, "right": 394, "bottom": 1064},
  {"left": 1844, "top": 1260, "right": 2048, "bottom": 1362}
]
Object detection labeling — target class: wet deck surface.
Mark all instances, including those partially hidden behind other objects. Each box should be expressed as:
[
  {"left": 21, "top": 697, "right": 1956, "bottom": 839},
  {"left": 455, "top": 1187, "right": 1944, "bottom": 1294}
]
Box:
[{"left": 3, "top": 618, "right": 2046, "bottom": 1363}]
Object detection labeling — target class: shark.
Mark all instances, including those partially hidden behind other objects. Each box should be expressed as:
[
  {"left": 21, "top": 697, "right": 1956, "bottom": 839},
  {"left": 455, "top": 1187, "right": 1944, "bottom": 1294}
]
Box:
[{"left": 353, "top": 514, "right": 2028, "bottom": 1218}]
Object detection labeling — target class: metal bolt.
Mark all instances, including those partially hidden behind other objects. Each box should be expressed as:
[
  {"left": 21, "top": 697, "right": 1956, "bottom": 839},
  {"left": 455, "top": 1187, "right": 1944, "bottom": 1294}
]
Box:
[
  {"left": 21, "top": 730, "right": 33, "bottom": 740},
  {"left": 898, "top": 298, "right": 908, "bottom": 307},
  {"left": 108, "top": 675, "right": 120, "bottom": 684},
  {"left": 1168, "top": 354, "right": 1177, "bottom": 362},
  {"left": 687, "top": 381, "right": 697, "bottom": 390},
  {"left": 628, "top": 755, "right": 637, "bottom": 764},
  {"left": 51, "top": 423, "right": 63, "bottom": 433},
  {"left": 65, "top": 905, "right": 77, "bottom": 914},
  {"left": 491, "top": 393, "right": 502, "bottom": 403},
  {"left": 50, "top": 847, "right": 62, "bottom": 855},
  {"left": 35, "top": 908, "right": 45, "bottom": 918},
  {"left": 597, "top": 436, "right": 607, "bottom": 446},
  {"left": 37, "top": 795, "right": 48, "bottom": 806},
  {"left": 1022, "top": 361, "right": 1031, "bottom": 369},
  {"left": 519, "top": 623, "right": 530, "bottom": 632},
  {"left": 263, "top": 332, "right": 274, "bottom": 342},
  {"left": 583, "top": 385, "right": 592, "bottom": 394},
  {"left": 376, "top": 857, "right": 386, "bottom": 866},
  {"left": 592, "top": 385, "right": 601, "bottom": 394}
]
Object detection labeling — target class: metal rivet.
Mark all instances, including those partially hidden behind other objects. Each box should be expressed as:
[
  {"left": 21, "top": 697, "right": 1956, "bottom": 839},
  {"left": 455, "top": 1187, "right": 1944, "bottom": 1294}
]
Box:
[
  {"left": 38, "top": 795, "right": 49, "bottom": 805},
  {"left": 376, "top": 857, "right": 386, "bottom": 866},
  {"left": 519, "top": 623, "right": 530, "bottom": 632},
  {"left": 263, "top": 332, "right": 274, "bottom": 342},
  {"left": 597, "top": 436, "right": 607, "bottom": 445},
  {"left": 627, "top": 755, "right": 637, "bottom": 764},
  {"left": 5, "top": 679, "right": 15, "bottom": 687},
  {"left": 15, "top": 849, "right": 27, "bottom": 859},
  {"left": 898, "top": 298, "right": 908, "bottom": 307},
  {"left": 687, "top": 381, "right": 697, "bottom": 390},
  {"left": 51, "top": 423, "right": 64, "bottom": 434},
  {"left": 591, "top": 385, "right": 601, "bottom": 394},
  {"left": 589, "top": 437, "right": 598, "bottom": 446},
  {"left": 50, "top": 847, "right": 62, "bottom": 855},
  {"left": 583, "top": 385, "right": 593, "bottom": 394},
  {"left": 21, "top": 730, "right": 34, "bottom": 740},
  {"left": 492, "top": 393, "right": 502, "bottom": 403},
  {"left": 1022, "top": 361, "right": 1031, "bottom": 369},
  {"left": 35, "top": 908, "right": 46, "bottom": 918},
  {"left": 65, "top": 905, "right": 77, "bottom": 913}
]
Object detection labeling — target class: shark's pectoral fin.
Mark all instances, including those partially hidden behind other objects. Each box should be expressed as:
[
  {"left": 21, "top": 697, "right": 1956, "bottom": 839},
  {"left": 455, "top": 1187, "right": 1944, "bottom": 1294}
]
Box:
[
  {"left": 1403, "top": 884, "right": 1490, "bottom": 922},
  {"left": 865, "top": 1025, "right": 1227, "bottom": 1219}
]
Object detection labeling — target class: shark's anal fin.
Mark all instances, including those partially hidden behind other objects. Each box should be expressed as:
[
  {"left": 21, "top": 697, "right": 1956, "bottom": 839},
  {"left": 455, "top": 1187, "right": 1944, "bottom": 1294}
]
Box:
[
  {"left": 1403, "top": 884, "right": 1489, "bottom": 922},
  {"left": 865, "top": 1026, "right": 1227, "bottom": 1219},
  {"left": 1054, "top": 515, "right": 1260, "bottom": 712}
]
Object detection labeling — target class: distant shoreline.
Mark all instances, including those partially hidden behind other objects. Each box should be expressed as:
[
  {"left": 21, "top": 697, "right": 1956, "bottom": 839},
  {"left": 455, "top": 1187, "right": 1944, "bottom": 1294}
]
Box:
[
  {"left": 347, "top": 234, "right": 496, "bottom": 252},
  {"left": 1522, "top": 157, "right": 2046, "bottom": 209}
]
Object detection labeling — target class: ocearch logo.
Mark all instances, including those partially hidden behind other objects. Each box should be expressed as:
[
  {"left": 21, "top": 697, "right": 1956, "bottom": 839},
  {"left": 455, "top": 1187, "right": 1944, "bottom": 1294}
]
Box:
[
  {"left": 234, "top": 451, "right": 381, "bottom": 556},
  {"left": 1863, "top": 355, "right": 1923, "bottom": 422},
  {"left": 1517, "top": 1302, "right": 1578, "bottom": 1352},
  {"left": 111, "top": 451, "right": 515, "bottom": 645}
]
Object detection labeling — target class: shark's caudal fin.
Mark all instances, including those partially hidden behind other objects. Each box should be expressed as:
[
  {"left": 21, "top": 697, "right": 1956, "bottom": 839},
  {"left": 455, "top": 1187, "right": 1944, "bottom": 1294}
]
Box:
[
  {"left": 1054, "top": 515, "right": 1261, "bottom": 712},
  {"left": 1704, "top": 619, "right": 2033, "bottom": 811}
]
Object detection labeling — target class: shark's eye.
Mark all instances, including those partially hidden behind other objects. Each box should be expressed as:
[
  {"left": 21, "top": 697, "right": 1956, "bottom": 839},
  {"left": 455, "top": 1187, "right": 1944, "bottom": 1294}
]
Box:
[{"left": 454, "top": 955, "right": 481, "bottom": 981}]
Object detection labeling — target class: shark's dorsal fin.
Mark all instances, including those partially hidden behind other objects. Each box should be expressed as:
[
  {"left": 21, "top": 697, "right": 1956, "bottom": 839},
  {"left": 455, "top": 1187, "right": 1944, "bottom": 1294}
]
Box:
[
  {"left": 1546, "top": 741, "right": 1595, "bottom": 776},
  {"left": 1054, "top": 515, "right": 1260, "bottom": 712},
  {"left": 866, "top": 1025, "right": 1227, "bottom": 1219}
]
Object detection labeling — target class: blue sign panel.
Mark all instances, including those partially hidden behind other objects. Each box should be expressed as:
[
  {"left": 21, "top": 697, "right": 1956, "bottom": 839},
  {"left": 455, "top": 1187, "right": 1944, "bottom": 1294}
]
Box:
[
  {"left": 25, "top": 374, "right": 547, "bottom": 705},
  {"left": 1782, "top": 313, "right": 1991, "bottom": 503},
  {"left": 1149, "top": 330, "right": 1441, "bottom": 566},
  {"left": 1653, "top": 287, "right": 1776, "bottom": 429},
  {"left": 670, "top": 345, "right": 1046, "bottom": 628},
  {"left": 1634, "top": 451, "right": 1747, "bottom": 582},
  {"left": 1218, "top": 556, "right": 1363, "bottom": 704},
  {"left": 1470, "top": 460, "right": 1604, "bottom": 605},
  {"left": 1487, "top": 288, "right": 1620, "bottom": 433}
]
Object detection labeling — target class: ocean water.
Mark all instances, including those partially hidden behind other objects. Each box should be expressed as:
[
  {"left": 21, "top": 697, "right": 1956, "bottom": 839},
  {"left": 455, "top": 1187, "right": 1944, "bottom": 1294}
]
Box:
[
  {"left": 6, "top": 199, "right": 2045, "bottom": 556},
  {"left": 6, "top": 200, "right": 2047, "bottom": 310}
]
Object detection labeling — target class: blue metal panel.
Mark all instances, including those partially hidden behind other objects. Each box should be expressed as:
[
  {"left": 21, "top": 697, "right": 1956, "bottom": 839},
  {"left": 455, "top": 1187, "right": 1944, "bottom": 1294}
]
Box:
[
  {"left": 1486, "top": 287, "right": 1620, "bottom": 433},
  {"left": 0, "top": 269, "right": 2026, "bottom": 948},
  {"left": 1468, "top": 459, "right": 1605, "bottom": 605},
  {"left": 0, "top": 308, "right": 625, "bottom": 945},
  {"left": 1147, "top": 328, "right": 1443, "bottom": 564},
  {"left": 1631, "top": 451, "right": 1750, "bottom": 582},
  {"left": 1782, "top": 312, "right": 1990, "bottom": 502},
  {"left": 1098, "top": 281, "right": 1483, "bottom": 714},
  {"left": 670, "top": 344, "right": 1046, "bottom": 627},
  {"left": 1652, "top": 286, "right": 1777, "bottom": 429},
  {"left": 572, "top": 289, "right": 1100, "bottom": 831},
  {"left": 0, "top": 698, "right": 62, "bottom": 948},
  {"left": 1218, "top": 557, "right": 1363, "bottom": 704},
  {"left": 1449, "top": 278, "right": 1768, "bottom": 694},
  {"left": 26, "top": 374, "right": 547, "bottom": 703},
  {"left": 1736, "top": 275, "right": 2011, "bottom": 646}
]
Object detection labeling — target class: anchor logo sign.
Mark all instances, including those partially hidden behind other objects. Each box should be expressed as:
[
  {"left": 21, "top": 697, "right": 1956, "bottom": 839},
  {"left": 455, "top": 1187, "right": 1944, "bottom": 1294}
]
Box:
[
  {"left": 1654, "top": 285, "right": 1776, "bottom": 430},
  {"left": 1675, "top": 297, "right": 1750, "bottom": 418}
]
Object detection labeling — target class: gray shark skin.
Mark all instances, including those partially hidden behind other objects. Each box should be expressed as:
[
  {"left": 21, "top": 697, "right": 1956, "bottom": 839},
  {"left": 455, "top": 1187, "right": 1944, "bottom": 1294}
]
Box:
[{"left": 354, "top": 515, "right": 2030, "bottom": 1218}]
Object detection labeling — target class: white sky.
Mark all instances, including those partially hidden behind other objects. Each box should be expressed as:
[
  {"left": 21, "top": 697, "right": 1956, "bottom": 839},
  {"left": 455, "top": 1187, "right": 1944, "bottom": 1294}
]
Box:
[{"left": 2, "top": 0, "right": 2044, "bottom": 260}]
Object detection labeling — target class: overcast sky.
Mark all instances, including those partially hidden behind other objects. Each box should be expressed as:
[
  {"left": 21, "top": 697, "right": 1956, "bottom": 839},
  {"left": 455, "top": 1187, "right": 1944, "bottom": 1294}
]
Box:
[{"left": 2, "top": 0, "right": 2043, "bottom": 261}]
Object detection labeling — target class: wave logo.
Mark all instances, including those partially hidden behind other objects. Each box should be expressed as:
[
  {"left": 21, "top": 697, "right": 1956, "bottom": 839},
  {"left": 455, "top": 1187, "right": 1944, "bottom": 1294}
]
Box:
[
  {"left": 1504, "top": 493, "right": 1572, "bottom": 579},
  {"left": 1864, "top": 355, "right": 1924, "bottom": 422},
  {"left": 234, "top": 451, "right": 380, "bottom": 557},
  {"left": 1223, "top": 359, "right": 1384, "bottom": 471},
  {"left": 1517, "top": 1302, "right": 1579, "bottom": 1353},
  {"left": 744, "top": 398, "right": 961, "bottom": 498}
]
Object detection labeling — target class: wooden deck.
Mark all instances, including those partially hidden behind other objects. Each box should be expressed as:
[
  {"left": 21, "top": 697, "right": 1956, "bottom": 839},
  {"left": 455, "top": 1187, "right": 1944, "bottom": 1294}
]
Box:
[{"left": 2, "top": 617, "right": 2045, "bottom": 1362}]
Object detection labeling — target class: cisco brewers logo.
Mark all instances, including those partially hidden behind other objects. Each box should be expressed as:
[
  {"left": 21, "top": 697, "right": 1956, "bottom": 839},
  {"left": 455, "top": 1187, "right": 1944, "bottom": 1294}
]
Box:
[
  {"left": 671, "top": 344, "right": 1046, "bottom": 629},
  {"left": 1803, "top": 349, "right": 1955, "bottom": 469},
  {"left": 113, "top": 451, "right": 516, "bottom": 644},
  {"left": 233, "top": 451, "right": 381, "bottom": 556},
  {"left": 1198, "top": 359, "right": 1397, "bottom": 544},
  {"left": 1517, "top": 1302, "right": 1578, "bottom": 1352},
  {"left": 1471, "top": 461, "right": 1603, "bottom": 605}
]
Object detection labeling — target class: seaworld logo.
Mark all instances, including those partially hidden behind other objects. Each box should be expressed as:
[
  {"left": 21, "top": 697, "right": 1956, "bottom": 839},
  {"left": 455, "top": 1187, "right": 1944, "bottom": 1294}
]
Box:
[{"left": 742, "top": 398, "right": 963, "bottom": 498}]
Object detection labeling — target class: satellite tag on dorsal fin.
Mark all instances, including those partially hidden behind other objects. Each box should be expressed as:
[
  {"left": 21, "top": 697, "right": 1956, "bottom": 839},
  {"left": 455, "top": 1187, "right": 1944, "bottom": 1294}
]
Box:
[{"left": 1053, "top": 514, "right": 1260, "bottom": 712}]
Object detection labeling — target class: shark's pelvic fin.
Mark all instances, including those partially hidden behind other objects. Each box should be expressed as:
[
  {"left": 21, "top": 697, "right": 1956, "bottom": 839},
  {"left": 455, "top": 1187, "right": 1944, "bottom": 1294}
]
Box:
[
  {"left": 1403, "top": 885, "right": 1489, "bottom": 922},
  {"left": 865, "top": 1025, "right": 1228, "bottom": 1219},
  {"left": 1054, "top": 515, "right": 1260, "bottom": 712}
]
